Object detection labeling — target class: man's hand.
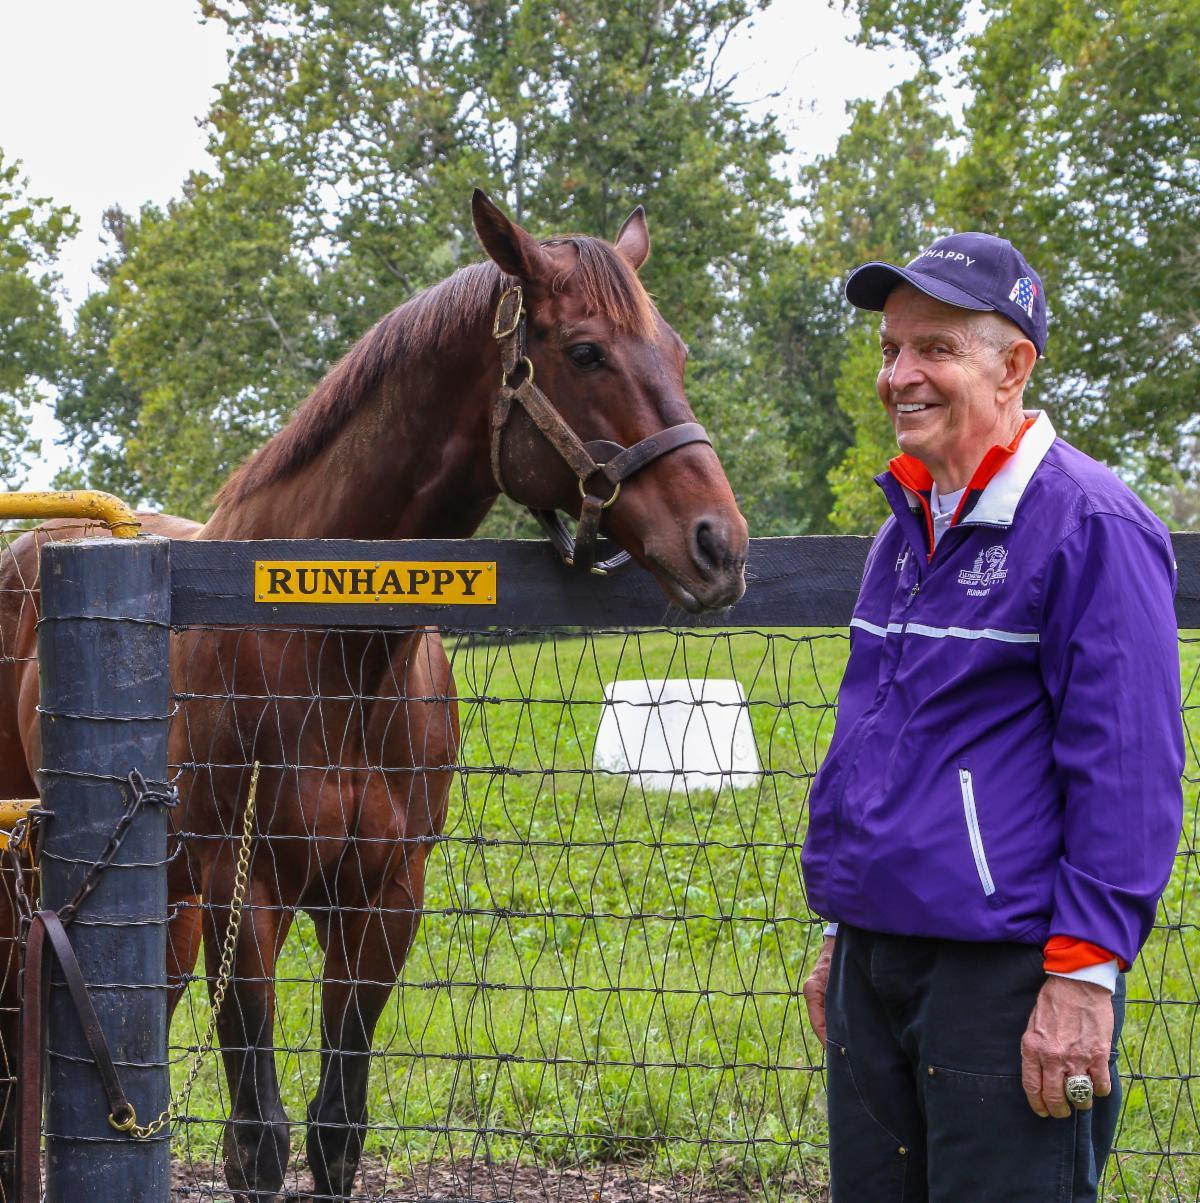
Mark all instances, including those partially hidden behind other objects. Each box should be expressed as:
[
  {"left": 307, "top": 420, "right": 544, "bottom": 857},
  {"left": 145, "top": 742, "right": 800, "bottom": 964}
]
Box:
[
  {"left": 802, "top": 935, "right": 836, "bottom": 1045},
  {"left": 1020, "top": 975, "right": 1115, "bottom": 1118}
]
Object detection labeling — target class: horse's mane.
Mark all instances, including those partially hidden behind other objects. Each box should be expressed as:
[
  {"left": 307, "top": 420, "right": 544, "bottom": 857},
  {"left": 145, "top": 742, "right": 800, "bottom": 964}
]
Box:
[{"left": 217, "top": 236, "right": 656, "bottom": 505}]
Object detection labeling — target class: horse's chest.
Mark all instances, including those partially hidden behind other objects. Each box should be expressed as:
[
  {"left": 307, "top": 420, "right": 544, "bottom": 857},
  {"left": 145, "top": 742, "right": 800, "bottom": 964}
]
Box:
[{"left": 170, "top": 629, "right": 454, "bottom": 842}]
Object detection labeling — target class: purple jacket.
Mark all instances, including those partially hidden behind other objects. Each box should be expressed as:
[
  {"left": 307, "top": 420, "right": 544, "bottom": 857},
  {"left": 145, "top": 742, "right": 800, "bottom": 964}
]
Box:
[{"left": 802, "top": 413, "right": 1184, "bottom": 967}]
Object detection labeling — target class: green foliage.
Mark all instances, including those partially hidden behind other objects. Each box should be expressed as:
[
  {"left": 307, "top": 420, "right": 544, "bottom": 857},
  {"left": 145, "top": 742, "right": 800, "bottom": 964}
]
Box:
[
  {"left": 109, "top": 164, "right": 325, "bottom": 516},
  {"left": 787, "top": 74, "right": 951, "bottom": 530},
  {"left": 801, "top": 74, "right": 952, "bottom": 275},
  {"left": 44, "top": 0, "right": 1200, "bottom": 534},
  {"left": 942, "top": 0, "right": 1200, "bottom": 494},
  {"left": 842, "top": 0, "right": 968, "bottom": 65},
  {"left": 55, "top": 210, "right": 145, "bottom": 498},
  {"left": 0, "top": 150, "right": 75, "bottom": 485},
  {"left": 62, "top": 0, "right": 789, "bottom": 520},
  {"left": 827, "top": 317, "right": 893, "bottom": 534},
  {"left": 740, "top": 248, "right": 852, "bottom": 533},
  {"left": 813, "top": 0, "right": 1200, "bottom": 529}
]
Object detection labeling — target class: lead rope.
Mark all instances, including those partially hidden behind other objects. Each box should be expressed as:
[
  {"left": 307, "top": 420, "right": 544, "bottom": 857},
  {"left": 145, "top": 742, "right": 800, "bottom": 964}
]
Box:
[{"left": 126, "top": 762, "right": 259, "bottom": 1140}]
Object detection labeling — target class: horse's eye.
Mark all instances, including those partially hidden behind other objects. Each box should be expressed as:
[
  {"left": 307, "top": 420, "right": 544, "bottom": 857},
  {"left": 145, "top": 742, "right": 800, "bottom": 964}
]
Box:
[{"left": 568, "top": 343, "right": 604, "bottom": 369}]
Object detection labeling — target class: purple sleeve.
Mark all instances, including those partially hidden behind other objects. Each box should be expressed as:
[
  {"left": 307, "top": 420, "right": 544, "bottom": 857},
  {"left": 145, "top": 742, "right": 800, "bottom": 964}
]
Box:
[{"left": 1038, "top": 514, "right": 1184, "bottom": 967}]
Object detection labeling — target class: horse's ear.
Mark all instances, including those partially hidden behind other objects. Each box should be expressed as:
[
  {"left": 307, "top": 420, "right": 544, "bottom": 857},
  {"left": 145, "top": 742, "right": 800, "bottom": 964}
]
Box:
[
  {"left": 472, "top": 189, "right": 551, "bottom": 281},
  {"left": 614, "top": 205, "right": 650, "bottom": 271}
]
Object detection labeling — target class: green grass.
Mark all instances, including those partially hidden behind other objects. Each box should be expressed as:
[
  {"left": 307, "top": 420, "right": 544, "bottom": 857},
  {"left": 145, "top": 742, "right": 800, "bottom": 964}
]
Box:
[{"left": 169, "top": 629, "right": 1200, "bottom": 1200}]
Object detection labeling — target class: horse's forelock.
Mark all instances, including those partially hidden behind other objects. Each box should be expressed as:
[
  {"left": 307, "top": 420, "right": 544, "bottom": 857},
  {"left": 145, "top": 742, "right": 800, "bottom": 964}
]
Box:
[{"left": 543, "top": 236, "right": 656, "bottom": 338}]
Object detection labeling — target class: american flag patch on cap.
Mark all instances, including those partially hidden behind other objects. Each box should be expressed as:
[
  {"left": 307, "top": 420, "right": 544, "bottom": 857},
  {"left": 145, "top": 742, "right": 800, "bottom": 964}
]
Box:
[{"left": 1008, "top": 276, "right": 1037, "bottom": 318}]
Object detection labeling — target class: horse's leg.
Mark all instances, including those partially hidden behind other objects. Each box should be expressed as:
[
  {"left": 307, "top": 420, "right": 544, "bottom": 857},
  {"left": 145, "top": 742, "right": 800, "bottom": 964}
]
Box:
[
  {"left": 306, "top": 633, "right": 456, "bottom": 1201},
  {"left": 303, "top": 844, "right": 434, "bottom": 1201},
  {"left": 167, "top": 828, "right": 206, "bottom": 1017},
  {"left": 207, "top": 865, "right": 294, "bottom": 1203},
  {"left": 167, "top": 896, "right": 205, "bottom": 1017}
]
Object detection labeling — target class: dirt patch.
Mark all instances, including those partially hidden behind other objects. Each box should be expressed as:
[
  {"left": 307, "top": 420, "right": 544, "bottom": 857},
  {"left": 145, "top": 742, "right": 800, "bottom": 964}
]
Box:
[{"left": 171, "top": 1156, "right": 828, "bottom": 1201}]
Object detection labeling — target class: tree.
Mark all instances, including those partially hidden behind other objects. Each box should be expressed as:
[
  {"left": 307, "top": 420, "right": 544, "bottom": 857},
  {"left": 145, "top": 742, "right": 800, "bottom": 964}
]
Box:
[
  {"left": 827, "top": 316, "right": 894, "bottom": 533},
  {"left": 738, "top": 247, "right": 852, "bottom": 533},
  {"left": 62, "top": 0, "right": 791, "bottom": 522},
  {"left": 843, "top": 0, "right": 1200, "bottom": 509},
  {"left": 766, "top": 73, "right": 951, "bottom": 531},
  {"left": 0, "top": 151, "right": 75, "bottom": 486}
]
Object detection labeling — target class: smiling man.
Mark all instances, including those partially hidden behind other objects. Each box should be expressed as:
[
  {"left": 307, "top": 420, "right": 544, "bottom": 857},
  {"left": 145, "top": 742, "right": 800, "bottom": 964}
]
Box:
[{"left": 800, "top": 233, "right": 1184, "bottom": 1200}]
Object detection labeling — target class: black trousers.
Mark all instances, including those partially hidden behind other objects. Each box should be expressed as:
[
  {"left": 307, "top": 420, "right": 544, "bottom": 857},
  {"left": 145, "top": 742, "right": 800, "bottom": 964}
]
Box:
[{"left": 825, "top": 925, "right": 1125, "bottom": 1202}]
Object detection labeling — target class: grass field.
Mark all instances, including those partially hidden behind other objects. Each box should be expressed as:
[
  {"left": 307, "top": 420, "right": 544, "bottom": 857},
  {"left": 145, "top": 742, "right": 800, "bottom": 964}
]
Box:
[{"left": 169, "top": 628, "right": 1200, "bottom": 1201}]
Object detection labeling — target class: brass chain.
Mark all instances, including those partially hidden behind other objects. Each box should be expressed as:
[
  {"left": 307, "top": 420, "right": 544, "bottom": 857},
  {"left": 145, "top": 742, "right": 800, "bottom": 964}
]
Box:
[{"left": 129, "top": 763, "right": 259, "bottom": 1140}]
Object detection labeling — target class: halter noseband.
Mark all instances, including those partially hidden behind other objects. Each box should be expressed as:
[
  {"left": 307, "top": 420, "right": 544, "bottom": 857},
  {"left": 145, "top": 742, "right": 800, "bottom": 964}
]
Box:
[{"left": 490, "top": 285, "right": 712, "bottom": 575}]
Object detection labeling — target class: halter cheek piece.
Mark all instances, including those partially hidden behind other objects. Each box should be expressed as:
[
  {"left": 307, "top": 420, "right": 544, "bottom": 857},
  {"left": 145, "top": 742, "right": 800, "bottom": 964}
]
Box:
[{"left": 490, "top": 285, "right": 712, "bottom": 575}]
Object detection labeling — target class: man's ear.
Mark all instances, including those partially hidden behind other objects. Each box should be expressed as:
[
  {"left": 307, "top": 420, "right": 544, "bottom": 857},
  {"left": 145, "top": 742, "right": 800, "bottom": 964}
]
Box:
[
  {"left": 1000, "top": 339, "right": 1038, "bottom": 404},
  {"left": 614, "top": 205, "right": 650, "bottom": 271},
  {"left": 471, "top": 189, "right": 551, "bottom": 281}
]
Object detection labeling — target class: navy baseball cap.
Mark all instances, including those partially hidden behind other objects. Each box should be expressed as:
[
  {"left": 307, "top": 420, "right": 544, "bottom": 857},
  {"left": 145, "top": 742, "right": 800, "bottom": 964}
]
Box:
[{"left": 845, "top": 232, "right": 1047, "bottom": 355}]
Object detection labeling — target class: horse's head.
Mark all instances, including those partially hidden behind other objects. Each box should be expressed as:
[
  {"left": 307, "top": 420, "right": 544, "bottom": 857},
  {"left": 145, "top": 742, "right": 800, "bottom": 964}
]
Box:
[{"left": 472, "top": 190, "right": 748, "bottom": 613}]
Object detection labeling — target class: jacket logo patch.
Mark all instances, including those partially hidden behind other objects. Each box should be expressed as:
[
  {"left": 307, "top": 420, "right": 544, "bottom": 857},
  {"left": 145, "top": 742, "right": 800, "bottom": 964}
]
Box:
[
  {"left": 958, "top": 545, "right": 1008, "bottom": 595},
  {"left": 895, "top": 547, "right": 910, "bottom": 573}
]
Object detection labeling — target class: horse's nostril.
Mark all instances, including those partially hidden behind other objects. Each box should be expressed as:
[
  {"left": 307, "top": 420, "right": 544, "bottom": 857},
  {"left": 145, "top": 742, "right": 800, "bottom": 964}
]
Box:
[{"left": 692, "top": 518, "right": 724, "bottom": 574}]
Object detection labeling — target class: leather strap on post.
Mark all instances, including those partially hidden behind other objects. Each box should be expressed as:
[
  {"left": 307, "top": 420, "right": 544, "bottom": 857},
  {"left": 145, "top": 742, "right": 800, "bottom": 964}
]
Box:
[
  {"left": 14, "top": 772, "right": 177, "bottom": 1199},
  {"left": 490, "top": 285, "right": 713, "bottom": 575},
  {"left": 18, "top": 911, "right": 139, "bottom": 1203}
]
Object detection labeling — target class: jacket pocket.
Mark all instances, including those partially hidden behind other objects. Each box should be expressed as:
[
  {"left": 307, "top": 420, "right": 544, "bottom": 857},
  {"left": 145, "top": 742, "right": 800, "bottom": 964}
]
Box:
[{"left": 958, "top": 767, "right": 996, "bottom": 897}]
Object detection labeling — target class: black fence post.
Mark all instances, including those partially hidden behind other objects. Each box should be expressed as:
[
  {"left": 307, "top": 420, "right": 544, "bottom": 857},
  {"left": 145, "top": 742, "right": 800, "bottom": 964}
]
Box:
[{"left": 37, "top": 535, "right": 171, "bottom": 1202}]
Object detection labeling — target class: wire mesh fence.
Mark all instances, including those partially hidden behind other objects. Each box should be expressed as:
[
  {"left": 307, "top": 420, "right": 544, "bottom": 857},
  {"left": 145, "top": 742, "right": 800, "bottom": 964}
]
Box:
[
  {"left": 164, "top": 623, "right": 1199, "bottom": 1203},
  {"left": 0, "top": 526, "right": 1196, "bottom": 1202}
]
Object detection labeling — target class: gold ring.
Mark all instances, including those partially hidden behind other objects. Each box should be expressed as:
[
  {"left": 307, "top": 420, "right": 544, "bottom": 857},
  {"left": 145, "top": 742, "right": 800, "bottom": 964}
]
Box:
[
  {"left": 579, "top": 478, "right": 621, "bottom": 509},
  {"left": 501, "top": 356, "right": 535, "bottom": 390},
  {"left": 108, "top": 1105, "right": 137, "bottom": 1132}
]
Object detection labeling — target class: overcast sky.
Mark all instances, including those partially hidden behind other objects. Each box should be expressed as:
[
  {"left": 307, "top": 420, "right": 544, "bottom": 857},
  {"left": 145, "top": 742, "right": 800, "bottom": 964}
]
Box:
[{"left": 0, "top": 0, "right": 918, "bottom": 487}]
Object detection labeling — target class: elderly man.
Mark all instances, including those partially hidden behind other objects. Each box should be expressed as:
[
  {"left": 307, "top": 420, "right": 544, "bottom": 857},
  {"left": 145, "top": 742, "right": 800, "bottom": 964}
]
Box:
[{"left": 801, "top": 233, "right": 1183, "bottom": 1201}]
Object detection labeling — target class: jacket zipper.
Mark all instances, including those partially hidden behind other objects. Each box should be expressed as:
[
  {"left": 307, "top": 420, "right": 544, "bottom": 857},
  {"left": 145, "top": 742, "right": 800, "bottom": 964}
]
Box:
[{"left": 958, "top": 768, "right": 996, "bottom": 896}]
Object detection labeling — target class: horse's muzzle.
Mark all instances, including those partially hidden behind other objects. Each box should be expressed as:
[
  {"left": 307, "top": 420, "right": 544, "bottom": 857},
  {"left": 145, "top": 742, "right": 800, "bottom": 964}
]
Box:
[{"left": 647, "top": 513, "right": 747, "bottom": 613}]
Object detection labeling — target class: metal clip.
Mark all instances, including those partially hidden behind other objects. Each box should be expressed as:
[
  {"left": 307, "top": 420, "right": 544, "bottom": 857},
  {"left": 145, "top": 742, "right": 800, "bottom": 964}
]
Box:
[{"left": 126, "top": 768, "right": 180, "bottom": 809}]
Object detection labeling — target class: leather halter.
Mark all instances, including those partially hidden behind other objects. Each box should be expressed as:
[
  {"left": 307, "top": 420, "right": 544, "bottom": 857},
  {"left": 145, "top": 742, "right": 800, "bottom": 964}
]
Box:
[{"left": 490, "top": 285, "right": 712, "bottom": 575}]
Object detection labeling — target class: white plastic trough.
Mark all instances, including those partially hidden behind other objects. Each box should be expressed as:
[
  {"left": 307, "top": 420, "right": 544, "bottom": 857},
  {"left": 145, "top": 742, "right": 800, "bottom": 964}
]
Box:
[{"left": 592, "top": 678, "right": 761, "bottom": 793}]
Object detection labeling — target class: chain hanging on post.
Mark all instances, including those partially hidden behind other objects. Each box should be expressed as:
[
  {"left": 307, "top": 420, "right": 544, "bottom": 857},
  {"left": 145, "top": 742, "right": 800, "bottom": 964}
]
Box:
[
  {"left": 15, "top": 761, "right": 258, "bottom": 1203},
  {"left": 127, "top": 763, "right": 258, "bottom": 1141}
]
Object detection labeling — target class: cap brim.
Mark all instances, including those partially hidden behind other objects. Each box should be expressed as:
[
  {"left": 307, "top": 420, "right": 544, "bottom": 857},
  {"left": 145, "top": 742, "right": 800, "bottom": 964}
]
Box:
[{"left": 845, "top": 262, "right": 995, "bottom": 314}]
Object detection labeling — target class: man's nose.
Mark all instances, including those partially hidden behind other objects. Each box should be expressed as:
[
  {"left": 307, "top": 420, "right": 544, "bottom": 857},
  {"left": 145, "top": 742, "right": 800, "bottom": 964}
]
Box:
[{"left": 888, "top": 346, "right": 923, "bottom": 392}]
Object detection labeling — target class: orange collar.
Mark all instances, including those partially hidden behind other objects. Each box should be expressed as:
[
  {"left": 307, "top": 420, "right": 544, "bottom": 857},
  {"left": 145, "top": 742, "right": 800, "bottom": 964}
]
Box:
[{"left": 888, "top": 415, "right": 1038, "bottom": 551}]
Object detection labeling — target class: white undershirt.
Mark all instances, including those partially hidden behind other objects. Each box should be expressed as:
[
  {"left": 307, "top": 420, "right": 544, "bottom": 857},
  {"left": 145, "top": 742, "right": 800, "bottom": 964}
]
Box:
[
  {"left": 929, "top": 482, "right": 967, "bottom": 548},
  {"left": 823, "top": 476, "right": 1120, "bottom": 990}
]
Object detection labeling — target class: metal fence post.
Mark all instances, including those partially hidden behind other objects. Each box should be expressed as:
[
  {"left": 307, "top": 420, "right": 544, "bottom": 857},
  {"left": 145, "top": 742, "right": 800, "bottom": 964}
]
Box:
[{"left": 37, "top": 535, "right": 171, "bottom": 1202}]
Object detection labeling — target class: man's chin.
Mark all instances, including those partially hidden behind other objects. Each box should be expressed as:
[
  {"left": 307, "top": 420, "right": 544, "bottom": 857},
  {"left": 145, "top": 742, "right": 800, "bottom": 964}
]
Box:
[{"left": 894, "top": 429, "right": 932, "bottom": 458}]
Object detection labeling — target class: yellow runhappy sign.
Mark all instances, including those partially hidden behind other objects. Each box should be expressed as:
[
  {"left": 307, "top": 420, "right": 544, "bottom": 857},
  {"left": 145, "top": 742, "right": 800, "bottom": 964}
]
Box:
[{"left": 255, "top": 561, "right": 496, "bottom": 605}]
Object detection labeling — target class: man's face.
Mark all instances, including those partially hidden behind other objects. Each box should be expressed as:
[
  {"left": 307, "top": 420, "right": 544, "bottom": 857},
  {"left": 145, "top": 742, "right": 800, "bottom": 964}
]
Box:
[{"left": 877, "top": 285, "right": 1016, "bottom": 484}]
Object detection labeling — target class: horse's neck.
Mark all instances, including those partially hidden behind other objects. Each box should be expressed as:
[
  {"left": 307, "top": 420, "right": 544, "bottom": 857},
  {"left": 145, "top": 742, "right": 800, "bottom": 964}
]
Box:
[{"left": 200, "top": 344, "right": 498, "bottom": 541}]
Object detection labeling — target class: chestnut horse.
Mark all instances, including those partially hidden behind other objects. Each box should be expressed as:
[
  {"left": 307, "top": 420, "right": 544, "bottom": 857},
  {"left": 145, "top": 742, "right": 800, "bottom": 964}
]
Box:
[{"left": 0, "top": 191, "right": 748, "bottom": 1202}]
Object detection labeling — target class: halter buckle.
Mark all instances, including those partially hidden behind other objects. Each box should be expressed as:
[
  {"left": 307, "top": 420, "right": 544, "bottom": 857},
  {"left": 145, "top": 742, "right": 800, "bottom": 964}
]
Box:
[{"left": 492, "top": 286, "right": 524, "bottom": 339}]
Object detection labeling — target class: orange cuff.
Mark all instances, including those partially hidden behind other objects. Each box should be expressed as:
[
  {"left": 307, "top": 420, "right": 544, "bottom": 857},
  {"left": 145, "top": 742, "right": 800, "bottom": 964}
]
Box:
[{"left": 1043, "top": 935, "right": 1128, "bottom": 974}]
